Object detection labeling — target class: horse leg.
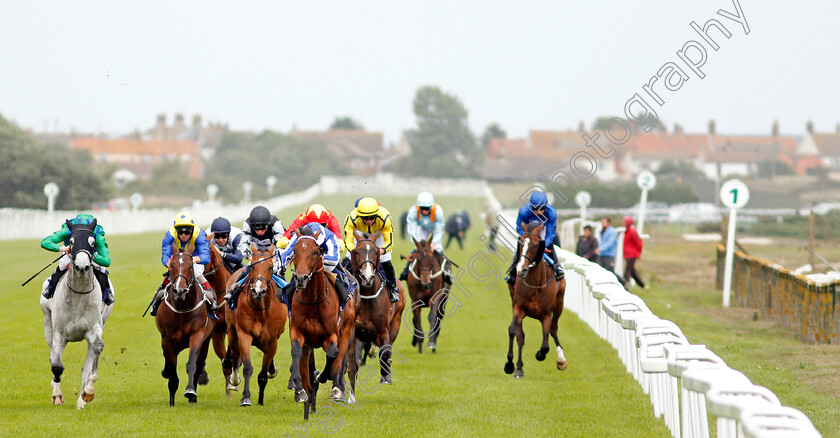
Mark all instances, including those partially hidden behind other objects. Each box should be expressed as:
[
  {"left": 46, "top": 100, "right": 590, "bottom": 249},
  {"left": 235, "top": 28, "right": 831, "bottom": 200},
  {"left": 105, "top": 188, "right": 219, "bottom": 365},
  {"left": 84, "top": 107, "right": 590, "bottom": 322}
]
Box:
[
  {"left": 504, "top": 316, "right": 516, "bottom": 375},
  {"left": 389, "top": 291, "right": 405, "bottom": 345},
  {"left": 77, "top": 327, "right": 105, "bottom": 409},
  {"left": 348, "top": 337, "right": 358, "bottom": 402},
  {"left": 535, "top": 316, "right": 551, "bottom": 362},
  {"left": 184, "top": 330, "right": 205, "bottom": 403},
  {"left": 378, "top": 331, "right": 393, "bottom": 384},
  {"left": 427, "top": 298, "right": 442, "bottom": 353},
  {"left": 319, "top": 337, "right": 339, "bottom": 385},
  {"left": 289, "top": 336, "right": 308, "bottom": 403},
  {"left": 237, "top": 332, "right": 254, "bottom": 407},
  {"left": 161, "top": 339, "right": 179, "bottom": 406},
  {"left": 412, "top": 305, "right": 423, "bottom": 353},
  {"left": 300, "top": 347, "right": 312, "bottom": 421},
  {"left": 196, "top": 335, "right": 211, "bottom": 386},
  {"left": 226, "top": 328, "right": 242, "bottom": 391},
  {"left": 308, "top": 351, "right": 319, "bottom": 415},
  {"left": 514, "top": 309, "right": 526, "bottom": 378},
  {"left": 551, "top": 300, "right": 567, "bottom": 371},
  {"left": 48, "top": 330, "right": 67, "bottom": 406},
  {"left": 257, "top": 341, "right": 277, "bottom": 406}
]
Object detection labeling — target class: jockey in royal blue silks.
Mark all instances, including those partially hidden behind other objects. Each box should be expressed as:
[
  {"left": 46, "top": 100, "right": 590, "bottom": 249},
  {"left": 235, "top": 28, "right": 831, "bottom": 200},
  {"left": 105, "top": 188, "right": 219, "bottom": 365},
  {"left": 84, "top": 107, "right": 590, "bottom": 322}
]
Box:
[
  {"left": 278, "top": 222, "right": 355, "bottom": 313},
  {"left": 504, "top": 190, "right": 565, "bottom": 285},
  {"left": 148, "top": 211, "right": 220, "bottom": 319}
]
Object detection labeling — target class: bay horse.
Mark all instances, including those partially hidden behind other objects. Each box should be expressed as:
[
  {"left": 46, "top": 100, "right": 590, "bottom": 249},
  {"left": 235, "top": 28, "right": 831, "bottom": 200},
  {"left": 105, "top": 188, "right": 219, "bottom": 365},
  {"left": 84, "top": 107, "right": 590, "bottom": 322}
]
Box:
[
  {"left": 287, "top": 231, "right": 356, "bottom": 420},
  {"left": 40, "top": 219, "right": 113, "bottom": 409},
  {"left": 223, "top": 242, "right": 287, "bottom": 407},
  {"left": 196, "top": 235, "right": 236, "bottom": 396},
  {"left": 404, "top": 236, "right": 447, "bottom": 353},
  {"left": 155, "top": 248, "right": 208, "bottom": 405},
  {"left": 504, "top": 221, "right": 567, "bottom": 378},
  {"left": 348, "top": 231, "right": 405, "bottom": 395}
]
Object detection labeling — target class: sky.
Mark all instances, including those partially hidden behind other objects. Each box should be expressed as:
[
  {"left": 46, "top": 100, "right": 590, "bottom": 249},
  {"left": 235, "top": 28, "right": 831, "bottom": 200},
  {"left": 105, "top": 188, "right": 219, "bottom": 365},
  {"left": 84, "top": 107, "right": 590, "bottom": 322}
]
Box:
[{"left": 1, "top": 1, "right": 838, "bottom": 145}]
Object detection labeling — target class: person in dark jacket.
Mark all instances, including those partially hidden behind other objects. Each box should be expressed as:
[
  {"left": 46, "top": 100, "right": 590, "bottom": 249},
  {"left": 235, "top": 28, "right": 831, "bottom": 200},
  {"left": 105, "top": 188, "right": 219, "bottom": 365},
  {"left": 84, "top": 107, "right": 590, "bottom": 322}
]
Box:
[
  {"left": 445, "top": 210, "right": 470, "bottom": 249},
  {"left": 622, "top": 216, "right": 646, "bottom": 290},
  {"left": 575, "top": 225, "right": 598, "bottom": 262}
]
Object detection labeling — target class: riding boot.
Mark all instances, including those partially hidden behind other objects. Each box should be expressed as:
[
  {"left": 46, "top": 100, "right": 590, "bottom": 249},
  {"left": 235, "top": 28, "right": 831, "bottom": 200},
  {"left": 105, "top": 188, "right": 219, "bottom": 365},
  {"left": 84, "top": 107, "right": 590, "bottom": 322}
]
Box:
[
  {"left": 94, "top": 269, "right": 114, "bottom": 305},
  {"left": 202, "top": 282, "right": 219, "bottom": 320},
  {"left": 42, "top": 266, "right": 65, "bottom": 299},
  {"left": 149, "top": 276, "right": 169, "bottom": 317},
  {"left": 434, "top": 250, "right": 453, "bottom": 284},
  {"left": 281, "top": 280, "right": 296, "bottom": 309},
  {"left": 382, "top": 261, "right": 399, "bottom": 303},
  {"left": 399, "top": 262, "right": 410, "bottom": 282},
  {"left": 549, "top": 251, "right": 564, "bottom": 281},
  {"left": 330, "top": 273, "right": 349, "bottom": 310},
  {"left": 225, "top": 267, "right": 250, "bottom": 301},
  {"left": 505, "top": 243, "right": 522, "bottom": 286}
]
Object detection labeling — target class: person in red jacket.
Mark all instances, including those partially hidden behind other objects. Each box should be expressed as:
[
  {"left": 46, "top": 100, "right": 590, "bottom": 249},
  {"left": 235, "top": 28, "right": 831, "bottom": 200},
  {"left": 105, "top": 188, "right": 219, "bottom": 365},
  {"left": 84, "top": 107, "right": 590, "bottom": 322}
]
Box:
[
  {"left": 278, "top": 204, "right": 344, "bottom": 251},
  {"left": 623, "top": 215, "right": 647, "bottom": 290}
]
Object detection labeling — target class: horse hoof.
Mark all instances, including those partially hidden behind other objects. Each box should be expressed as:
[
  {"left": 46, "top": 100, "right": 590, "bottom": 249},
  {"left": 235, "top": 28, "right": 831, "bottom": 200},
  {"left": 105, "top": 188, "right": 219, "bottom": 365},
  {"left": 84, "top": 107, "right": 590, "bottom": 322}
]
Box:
[
  {"left": 198, "top": 370, "right": 209, "bottom": 386},
  {"left": 312, "top": 370, "right": 321, "bottom": 381},
  {"left": 227, "top": 384, "right": 239, "bottom": 391},
  {"left": 76, "top": 398, "right": 86, "bottom": 410},
  {"left": 268, "top": 370, "right": 278, "bottom": 379},
  {"left": 268, "top": 361, "right": 277, "bottom": 379},
  {"left": 317, "top": 371, "right": 330, "bottom": 385},
  {"left": 557, "top": 362, "right": 568, "bottom": 371},
  {"left": 82, "top": 391, "right": 95, "bottom": 402},
  {"left": 428, "top": 342, "right": 436, "bottom": 352},
  {"left": 557, "top": 346, "right": 567, "bottom": 370},
  {"left": 411, "top": 337, "right": 417, "bottom": 347},
  {"left": 330, "top": 387, "right": 345, "bottom": 403},
  {"left": 514, "top": 369, "right": 525, "bottom": 378},
  {"left": 52, "top": 395, "right": 64, "bottom": 406},
  {"left": 536, "top": 350, "right": 547, "bottom": 361},
  {"left": 380, "top": 375, "right": 392, "bottom": 385},
  {"left": 184, "top": 389, "right": 197, "bottom": 403},
  {"left": 347, "top": 391, "right": 356, "bottom": 404},
  {"left": 295, "top": 389, "right": 309, "bottom": 403},
  {"left": 368, "top": 346, "right": 378, "bottom": 358},
  {"left": 240, "top": 398, "right": 252, "bottom": 407},
  {"left": 504, "top": 362, "right": 515, "bottom": 375}
]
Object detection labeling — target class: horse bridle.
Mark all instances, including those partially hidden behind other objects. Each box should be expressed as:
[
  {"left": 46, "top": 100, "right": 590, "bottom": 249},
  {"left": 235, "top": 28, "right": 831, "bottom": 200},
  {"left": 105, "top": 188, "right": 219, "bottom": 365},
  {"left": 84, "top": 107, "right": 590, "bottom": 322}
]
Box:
[
  {"left": 67, "top": 248, "right": 96, "bottom": 294},
  {"left": 517, "top": 233, "right": 552, "bottom": 289},
  {"left": 244, "top": 250, "right": 275, "bottom": 310},
  {"left": 163, "top": 253, "right": 204, "bottom": 313},
  {"left": 409, "top": 247, "right": 446, "bottom": 281},
  {"left": 354, "top": 239, "right": 385, "bottom": 299},
  {"left": 292, "top": 236, "right": 328, "bottom": 305}
]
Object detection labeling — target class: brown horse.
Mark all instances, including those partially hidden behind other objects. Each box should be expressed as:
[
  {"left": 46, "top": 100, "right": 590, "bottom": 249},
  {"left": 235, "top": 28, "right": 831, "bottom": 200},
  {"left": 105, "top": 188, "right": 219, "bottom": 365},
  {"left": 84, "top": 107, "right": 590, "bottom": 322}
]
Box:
[
  {"left": 287, "top": 232, "right": 356, "bottom": 420},
  {"left": 404, "top": 236, "right": 447, "bottom": 353},
  {"left": 196, "top": 235, "right": 236, "bottom": 395},
  {"left": 348, "top": 231, "right": 405, "bottom": 393},
  {"left": 504, "top": 221, "right": 567, "bottom": 378},
  {"left": 155, "top": 249, "right": 209, "bottom": 406},
  {"left": 223, "top": 243, "right": 287, "bottom": 407}
]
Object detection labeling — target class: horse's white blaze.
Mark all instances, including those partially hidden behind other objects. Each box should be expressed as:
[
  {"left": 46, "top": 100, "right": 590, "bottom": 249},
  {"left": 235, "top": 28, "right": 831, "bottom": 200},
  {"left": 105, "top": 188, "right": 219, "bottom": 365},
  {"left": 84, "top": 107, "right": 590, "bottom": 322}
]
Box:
[
  {"left": 516, "top": 239, "right": 530, "bottom": 274},
  {"left": 362, "top": 263, "right": 373, "bottom": 281}
]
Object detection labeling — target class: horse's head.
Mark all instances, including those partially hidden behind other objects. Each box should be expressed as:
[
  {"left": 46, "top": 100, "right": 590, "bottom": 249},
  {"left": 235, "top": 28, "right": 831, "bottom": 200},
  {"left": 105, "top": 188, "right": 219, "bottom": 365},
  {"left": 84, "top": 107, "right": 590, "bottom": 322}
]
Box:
[
  {"left": 410, "top": 236, "right": 435, "bottom": 290},
  {"left": 168, "top": 250, "right": 195, "bottom": 301},
  {"left": 247, "top": 243, "right": 275, "bottom": 302},
  {"left": 517, "top": 220, "right": 545, "bottom": 278},
  {"left": 292, "top": 230, "right": 323, "bottom": 290},
  {"left": 67, "top": 220, "right": 96, "bottom": 274},
  {"left": 352, "top": 230, "right": 381, "bottom": 288}
]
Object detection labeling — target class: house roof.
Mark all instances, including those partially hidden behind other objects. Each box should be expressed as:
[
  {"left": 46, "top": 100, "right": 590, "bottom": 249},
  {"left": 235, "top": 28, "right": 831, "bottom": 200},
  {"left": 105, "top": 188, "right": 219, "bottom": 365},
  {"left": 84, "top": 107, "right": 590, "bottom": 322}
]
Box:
[
  {"left": 812, "top": 133, "right": 840, "bottom": 156},
  {"left": 290, "top": 129, "right": 385, "bottom": 159},
  {"left": 486, "top": 138, "right": 527, "bottom": 159},
  {"left": 72, "top": 137, "right": 200, "bottom": 155}
]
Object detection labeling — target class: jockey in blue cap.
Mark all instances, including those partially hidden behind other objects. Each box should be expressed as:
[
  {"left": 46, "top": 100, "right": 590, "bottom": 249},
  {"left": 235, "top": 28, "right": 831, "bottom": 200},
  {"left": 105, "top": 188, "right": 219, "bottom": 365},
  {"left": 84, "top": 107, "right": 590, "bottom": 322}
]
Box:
[{"left": 504, "top": 190, "right": 564, "bottom": 285}]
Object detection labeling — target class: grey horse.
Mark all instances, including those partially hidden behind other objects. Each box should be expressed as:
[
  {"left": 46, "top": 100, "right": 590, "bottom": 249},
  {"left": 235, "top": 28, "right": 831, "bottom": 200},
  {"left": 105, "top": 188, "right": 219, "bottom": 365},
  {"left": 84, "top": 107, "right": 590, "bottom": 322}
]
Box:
[{"left": 40, "top": 221, "right": 113, "bottom": 409}]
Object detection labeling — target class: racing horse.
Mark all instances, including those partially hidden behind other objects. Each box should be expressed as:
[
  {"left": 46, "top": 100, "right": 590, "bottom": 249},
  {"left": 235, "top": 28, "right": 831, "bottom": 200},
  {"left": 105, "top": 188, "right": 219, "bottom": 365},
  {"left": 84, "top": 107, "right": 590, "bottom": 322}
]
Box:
[
  {"left": 504, "top": 221, "right": 567, "bottom": 378},
  {"left": 287, "top": 231, "right": 357, "bottom": 420},
  {"left": 155, "top": 248, "right": 209, "bottom": 405},
  {"left": 40, "top": 219, "right": 114, "bottom": 409},
  {"left": 348, "top": 231, "right": 405, "bottom": 394},
  {"left": 404, "top": 236, "right": 448, "bottom": 353},
  {"left": 196, "top": 234, "right": 236, "bottom": 396},
  {"left": 223, "top": 242, "right": 287, "bottom": 407}
]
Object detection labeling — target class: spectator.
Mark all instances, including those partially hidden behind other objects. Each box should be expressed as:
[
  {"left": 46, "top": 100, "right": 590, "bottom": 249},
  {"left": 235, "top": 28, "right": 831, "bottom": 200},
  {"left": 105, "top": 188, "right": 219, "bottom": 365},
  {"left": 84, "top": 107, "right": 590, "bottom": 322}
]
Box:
[
  {"left": 623, "top": 216, "right": 647, "bottom": 290},
  {"left": 595, "top": 217, "right": 628, "bottom": 286},
  {"left": 575, "top": 225, "right": 598, "bottom": 262},
  {"left": 445, "top": 210, "right": 470, "bottom": 249},
  {"left": 484, "top": 200, "right": 501, "bottom": 252}
]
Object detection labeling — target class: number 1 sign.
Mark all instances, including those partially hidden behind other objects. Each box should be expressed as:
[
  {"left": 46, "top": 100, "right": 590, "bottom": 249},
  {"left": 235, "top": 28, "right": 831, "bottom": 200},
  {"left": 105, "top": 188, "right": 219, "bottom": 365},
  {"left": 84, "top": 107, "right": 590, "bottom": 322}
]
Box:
[{"left": 719, "top": 179, "right": 749, "bottom": 307}]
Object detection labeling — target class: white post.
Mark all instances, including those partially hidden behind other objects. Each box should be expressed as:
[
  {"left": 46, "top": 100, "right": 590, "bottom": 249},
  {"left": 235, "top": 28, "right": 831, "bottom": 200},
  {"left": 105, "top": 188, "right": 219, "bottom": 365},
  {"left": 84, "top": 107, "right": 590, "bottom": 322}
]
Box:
[
  {"left": 615, "top": 227, "right": 626, "bottom": 277},
  {"left": 722, "top": 208, "right": 737, "bottom": 307},
  {"left": 719, "top": 179, "right": 749, "bottom": 308},
  {"left": 242, "top": 181, "right": 253, "bottom": 204},
  {"left": 43, "top": 182, "right": 59, "bottom": 214},
  {"left": 575, "top": 191, "right": 591, "bottom": 236},
  {"left": 266, "top": 175, "right": 277, "bottom": 197},
  {"left": 129, "top": 193, "right": 143, "bottom": 213},
  {"left": 636, "top": 171, "right": 656, "bottom": 235},
  {"left": 207, "top": 184, "right": 219, "bottom": 203}
]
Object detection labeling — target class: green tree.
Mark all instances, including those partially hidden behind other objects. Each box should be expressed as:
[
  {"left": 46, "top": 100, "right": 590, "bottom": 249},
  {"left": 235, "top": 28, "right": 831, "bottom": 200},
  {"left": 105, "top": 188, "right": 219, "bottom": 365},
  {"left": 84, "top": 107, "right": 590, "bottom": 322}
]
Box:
[
  {"left": 0, "top": 114, "right": 112, "bottom": 209},
  {"left": 399, "top": 86, "right": 482, "bottom": 177},
  {"left": 330, "top": 116, "right": 364, "bottom": 130},
  {"left": 480, "top": 122, "right": 507, "bottom": 148}
]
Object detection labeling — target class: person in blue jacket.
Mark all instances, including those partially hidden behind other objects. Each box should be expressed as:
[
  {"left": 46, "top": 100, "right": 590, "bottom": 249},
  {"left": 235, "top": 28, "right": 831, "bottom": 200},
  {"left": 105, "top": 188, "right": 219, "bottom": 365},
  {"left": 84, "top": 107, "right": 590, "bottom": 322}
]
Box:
[
  {"left": 594, "top": 216, "right": 628, "bottom": 286},
  {"left": 504, "top": 190, "right": 564, "bottom": 285},
  {"left": 148, "top": 211, "right": 219, "bottom": 319}
]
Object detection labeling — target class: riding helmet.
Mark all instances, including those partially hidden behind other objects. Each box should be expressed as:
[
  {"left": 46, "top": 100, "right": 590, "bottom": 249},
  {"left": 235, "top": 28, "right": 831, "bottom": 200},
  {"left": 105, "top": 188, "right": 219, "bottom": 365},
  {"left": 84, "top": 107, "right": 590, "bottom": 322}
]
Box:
[
  {"left": 529, "top": 190, "right": 548, "bottom": 208},
  {"left": 305, "top": 204, "right": 330, "bottom": 225},
  {"left": 417, "top": 192, "right": 435, "bottom": 208},
  {"left": 210, "top": 217, "right": 231, "bottom": 233},
  {"left": 249, "top": 205, "right": 271, "bottom": 226},
  {"left": 357, "top": 197, "right": 380, "bottom": 217},
  {"left": 173, "top": 211, "right": 196, "bottom": 228}
]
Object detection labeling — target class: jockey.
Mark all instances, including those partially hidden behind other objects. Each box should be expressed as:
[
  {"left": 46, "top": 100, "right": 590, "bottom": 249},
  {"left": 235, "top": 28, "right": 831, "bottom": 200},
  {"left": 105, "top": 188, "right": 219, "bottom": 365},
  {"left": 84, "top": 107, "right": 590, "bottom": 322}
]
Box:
[
  {"left": 278, "top": 204, "right": 345, "bottom": 252},
  {"left": 504, "top": 190, "right": 564, "bottom": 285},
  {"left": 278, "top": 223, "right": 354, "bottom": 311},
  {"left": 205, "top": 217, "right": 244, "bottom": 274},
  {"left": 344, "top": 197, "right": 400, "bottom": 303},
  {"left": 227, "top": 205, "right": 286, "bottom": 301},
  {"left": 149, "top": 211, "right": 220, "bottom": 319},
  {"left": 400, "top": 191, "right": 453, "bottom": 285},
  {"left": 40, "top": 213, "right": 113, "bottom": 305}
]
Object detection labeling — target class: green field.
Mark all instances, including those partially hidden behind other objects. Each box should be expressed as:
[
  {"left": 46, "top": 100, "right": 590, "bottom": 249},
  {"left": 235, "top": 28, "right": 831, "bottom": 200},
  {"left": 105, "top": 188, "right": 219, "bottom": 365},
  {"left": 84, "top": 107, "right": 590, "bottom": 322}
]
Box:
[{"left": 0, "top": 194, "right": 674, "bottom": 437}]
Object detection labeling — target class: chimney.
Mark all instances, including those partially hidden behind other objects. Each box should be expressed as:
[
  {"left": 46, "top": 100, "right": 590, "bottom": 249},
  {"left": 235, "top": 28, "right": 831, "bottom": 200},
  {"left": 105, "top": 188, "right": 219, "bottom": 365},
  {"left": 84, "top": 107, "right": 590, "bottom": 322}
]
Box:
[
  {"left": 836, "top": 123, "right": 840, "bottom": 135},
  {"left": 772, "top": 120, "right": 779, "bottom": 137},
  {"left": 174, "top": 113, "right": 185, "bottom": 124},
  {"left": 578, "top": 121, "right": 585, "bottom": 134},
  {"left": 806, "top": 120, "right": 814, "bottom": 134},
  {"left": 192, "top": 114, "right": 202, "bottom": 127},
  {"left": 708, "top": 119, "right": 716, "bottom": 135},
  {"left": 674, "top": 123, "right": 684, "bottom": 135},
  {"left": 156, "top": 114, "right": 166, "bottom": 128}
]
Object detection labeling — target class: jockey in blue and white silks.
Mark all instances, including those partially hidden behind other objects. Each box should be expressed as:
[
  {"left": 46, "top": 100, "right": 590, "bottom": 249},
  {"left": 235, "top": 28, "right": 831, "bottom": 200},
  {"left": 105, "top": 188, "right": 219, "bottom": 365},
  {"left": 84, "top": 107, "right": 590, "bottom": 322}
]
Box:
[
  {"left": 504, "top": 190, "right": 564, "bottom": 285},
  {"left": 278, "top": 223, "right": 353, "bottom": 309},
  {"left": 400, "top": 191, "right": 453, "bottom": 284}
]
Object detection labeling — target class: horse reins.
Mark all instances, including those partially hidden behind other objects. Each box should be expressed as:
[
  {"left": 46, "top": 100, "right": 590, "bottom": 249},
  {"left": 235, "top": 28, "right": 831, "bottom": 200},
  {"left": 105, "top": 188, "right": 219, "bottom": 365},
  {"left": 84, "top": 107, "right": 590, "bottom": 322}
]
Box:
[
  {"left": 292, "top": 236, "right": 329, "bottom": 305},
  {"left": 164, "top": 253, "right": 204, "bottom": 314},
  {"left": 408, "top": 252, "right": 447, "bottom": 281},
  {"left": 518, "top": 233, "right": 553, "bottom": 289},
  {"left": 66, "top": 249, "right": 96, "bottom": 294}
]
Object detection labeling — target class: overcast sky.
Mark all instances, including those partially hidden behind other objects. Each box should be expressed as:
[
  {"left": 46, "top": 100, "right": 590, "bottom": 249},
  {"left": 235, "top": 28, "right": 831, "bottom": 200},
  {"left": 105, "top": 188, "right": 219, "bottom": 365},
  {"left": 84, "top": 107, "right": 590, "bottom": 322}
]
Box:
[{"left": 1, "top": 1, "right": 837, "bottom": 144}]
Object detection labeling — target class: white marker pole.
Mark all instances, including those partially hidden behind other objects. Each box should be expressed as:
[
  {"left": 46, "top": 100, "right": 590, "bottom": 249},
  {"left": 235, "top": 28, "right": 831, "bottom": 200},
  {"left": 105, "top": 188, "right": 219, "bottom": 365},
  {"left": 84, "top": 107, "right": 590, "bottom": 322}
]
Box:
[
  {"left": 575, "top": 191, "right": 591, "bottom": 236},
  {"left": 720, "top": 179, "right": 749, "bottom": 307},
  {"left": 43, "top": 182, "right": 59, "bottom": 214},
  {"left": 636, "top": 171, "right": 656, "bottom": 235}
]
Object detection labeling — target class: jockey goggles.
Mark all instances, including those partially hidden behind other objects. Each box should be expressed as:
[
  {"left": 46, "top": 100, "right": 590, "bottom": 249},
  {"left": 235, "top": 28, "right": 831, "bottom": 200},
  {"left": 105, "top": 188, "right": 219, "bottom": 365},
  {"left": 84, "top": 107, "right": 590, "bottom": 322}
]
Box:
[
  {"left": 252, "top": 223, "right": 269, "bottom": 231},
  {"left": 176, "top": 226, "right": 194, "bottom": 235},
  {"left": 215, "top": 232, "right": 229, "bottom": 239}
]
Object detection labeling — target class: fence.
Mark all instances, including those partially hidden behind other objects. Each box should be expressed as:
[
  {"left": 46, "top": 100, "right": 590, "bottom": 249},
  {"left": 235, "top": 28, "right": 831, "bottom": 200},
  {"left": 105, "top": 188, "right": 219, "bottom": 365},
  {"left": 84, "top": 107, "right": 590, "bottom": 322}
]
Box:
[
  {"left": 715, "top": 245, "right": 840, "bottom": 344},
  {"left": 0, "top": 175, "right": 489, "bottom": 241},
  {"left": 559, "top": 248, "right": 822, "bottom": 437}
]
